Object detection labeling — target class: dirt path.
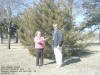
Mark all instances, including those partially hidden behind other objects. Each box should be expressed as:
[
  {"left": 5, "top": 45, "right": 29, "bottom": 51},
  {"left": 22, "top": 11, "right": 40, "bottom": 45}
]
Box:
[{"left": 0, "top": 43, "right": 100, "bottom": 75}]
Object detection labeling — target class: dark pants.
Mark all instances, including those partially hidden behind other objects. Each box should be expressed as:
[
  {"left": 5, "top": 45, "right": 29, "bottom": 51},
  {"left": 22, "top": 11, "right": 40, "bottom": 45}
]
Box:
[{"left": 36, "top": 48, "right": 44, "bottom": 66}]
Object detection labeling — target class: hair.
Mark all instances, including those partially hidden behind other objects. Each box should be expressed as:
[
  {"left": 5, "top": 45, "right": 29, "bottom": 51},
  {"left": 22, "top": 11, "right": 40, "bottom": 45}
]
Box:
[
  {"left": 35, "top": 31, "right": 41, "bottom": 36},
  {"left": 53, "top": 24, "right": 59, "bottom": 28}
]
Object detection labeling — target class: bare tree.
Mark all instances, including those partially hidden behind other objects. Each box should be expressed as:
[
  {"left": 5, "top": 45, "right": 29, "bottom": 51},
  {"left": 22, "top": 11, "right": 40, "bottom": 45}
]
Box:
[
  {"left": 0, "top": 0, "right": 31, "bottom": 48},
  {"left": 82, "top": 0, "right": 100, "bottom": 43}
]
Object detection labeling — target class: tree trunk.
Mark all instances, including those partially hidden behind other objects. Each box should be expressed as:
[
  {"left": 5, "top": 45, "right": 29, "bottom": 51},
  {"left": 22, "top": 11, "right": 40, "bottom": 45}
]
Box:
[
  {"left": 99, "top": 29, "right": 100, "bottom": 43},
  {"left": 1, "top": 32, "right": 3, "bottom": 44},
  {"left": 8, "top": 27, "right": 10, "bottom": 49},
  {"left": 15, "top": 32, "right": 18, "bottom": 43}
]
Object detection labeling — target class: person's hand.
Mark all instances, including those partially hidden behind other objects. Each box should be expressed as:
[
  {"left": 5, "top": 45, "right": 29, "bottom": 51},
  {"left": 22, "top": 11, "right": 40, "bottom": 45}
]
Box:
[
  {"left": 44, "top": 38, "right": 48, "bottom": 41},
  {"left": 57, "top": 45, "right": 60, "bottom": 49}
]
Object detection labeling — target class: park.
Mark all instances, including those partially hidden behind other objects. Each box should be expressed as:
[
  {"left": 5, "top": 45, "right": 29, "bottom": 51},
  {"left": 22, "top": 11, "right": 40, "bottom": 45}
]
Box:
[{"left": 0, "top": 0, "right": 100, "bottom": 75}]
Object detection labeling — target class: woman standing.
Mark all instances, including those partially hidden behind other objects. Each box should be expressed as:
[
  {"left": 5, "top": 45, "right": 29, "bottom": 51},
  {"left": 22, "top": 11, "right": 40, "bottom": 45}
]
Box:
[{"left": 34, "top": 31, "right": 46, "bottom": 67}]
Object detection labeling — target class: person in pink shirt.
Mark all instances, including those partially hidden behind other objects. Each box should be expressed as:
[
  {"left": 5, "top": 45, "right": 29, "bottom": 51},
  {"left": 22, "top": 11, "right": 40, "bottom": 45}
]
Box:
[{"left": 34, "top": 31, "right": 47, "bottom": 67}]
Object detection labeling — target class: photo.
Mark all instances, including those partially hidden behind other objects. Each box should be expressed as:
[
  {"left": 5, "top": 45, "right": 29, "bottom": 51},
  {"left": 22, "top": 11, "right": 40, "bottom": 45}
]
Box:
[{"left": 0, "top": 0, "right": 100, "bottom": 75}]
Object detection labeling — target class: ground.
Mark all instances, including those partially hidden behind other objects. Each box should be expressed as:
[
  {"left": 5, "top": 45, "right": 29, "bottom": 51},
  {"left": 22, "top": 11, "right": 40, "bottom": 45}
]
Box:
[{"left": 0, "top": 42, "right": 100, "bottom": 75}]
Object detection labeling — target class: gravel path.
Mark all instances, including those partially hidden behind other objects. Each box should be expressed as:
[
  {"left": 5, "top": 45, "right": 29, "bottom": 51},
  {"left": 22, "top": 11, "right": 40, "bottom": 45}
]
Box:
[{"left": 0, "top": 43, "right": 100, "bottom": 75}]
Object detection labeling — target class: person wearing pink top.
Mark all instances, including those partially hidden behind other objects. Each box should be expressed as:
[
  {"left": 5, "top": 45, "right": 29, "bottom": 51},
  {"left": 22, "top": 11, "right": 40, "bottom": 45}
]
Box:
[{"left": 34, "top": 31, "right": 46, "bottom": 67}]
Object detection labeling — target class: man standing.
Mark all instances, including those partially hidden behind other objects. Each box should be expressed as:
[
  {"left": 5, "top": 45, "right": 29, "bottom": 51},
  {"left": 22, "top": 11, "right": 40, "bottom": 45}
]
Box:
[{"left": 52, "top": 24, "right": 63, "bottom": 67}]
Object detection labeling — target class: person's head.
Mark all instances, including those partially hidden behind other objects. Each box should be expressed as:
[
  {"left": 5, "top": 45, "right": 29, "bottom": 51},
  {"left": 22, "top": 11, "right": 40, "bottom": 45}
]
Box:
[
  {"left": 53, "top": 24, "right": 58, "bottom": 30},
  {"left": 35, "top": 31, "right": 41, "bottom": 37}
]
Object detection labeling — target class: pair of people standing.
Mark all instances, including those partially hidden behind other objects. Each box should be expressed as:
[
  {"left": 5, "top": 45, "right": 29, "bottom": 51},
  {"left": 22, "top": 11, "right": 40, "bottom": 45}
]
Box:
[{"left": 34, "top": 24, "right": 63, "bottom": 67}]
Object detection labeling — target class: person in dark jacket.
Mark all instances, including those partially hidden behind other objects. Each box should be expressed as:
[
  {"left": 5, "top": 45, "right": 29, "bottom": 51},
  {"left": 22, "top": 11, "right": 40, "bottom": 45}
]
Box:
[{"left": 52, "top": 24, "right": 63, "bottom": 67}]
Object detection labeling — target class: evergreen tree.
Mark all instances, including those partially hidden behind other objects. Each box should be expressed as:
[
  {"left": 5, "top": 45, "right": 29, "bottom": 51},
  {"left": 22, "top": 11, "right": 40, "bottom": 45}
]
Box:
[{"left": 19, "top": 0, "right": 93, "bottom": 58}]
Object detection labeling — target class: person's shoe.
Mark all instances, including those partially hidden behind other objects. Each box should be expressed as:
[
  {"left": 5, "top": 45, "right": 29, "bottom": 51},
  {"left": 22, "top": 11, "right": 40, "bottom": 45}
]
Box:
[
  {"left": 40, "top": 64, "right": 45, "bottom": 67},
  {"left": 56, "top": 64, "right": 62, "bottom": 68},
  {"left": 36, "top": 66, "right": 40, "bottom": 68}
]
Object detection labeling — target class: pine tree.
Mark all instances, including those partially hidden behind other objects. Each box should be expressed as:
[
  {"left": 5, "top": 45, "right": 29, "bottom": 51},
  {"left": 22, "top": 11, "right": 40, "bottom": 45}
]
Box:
[{"left": 19, "top": 0, "right": 93, "bottom": 58}]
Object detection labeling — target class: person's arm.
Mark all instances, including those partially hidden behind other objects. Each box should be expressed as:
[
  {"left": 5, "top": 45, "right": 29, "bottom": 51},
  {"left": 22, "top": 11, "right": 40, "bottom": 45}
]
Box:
[
  {"left": 46, "top": 31, "right": 53, "bottom": 35},
  {"left": 40, "top": 37, "right": 47, "bottom": 45},
  {"left": 58, "top": 30, "right": 63, "bottom": 47},
  {"left": 34, "top": 37, "right": 41, "bottom": 44},
  {"left": 41, "top": 37, "right": 46, "bottom": 42}
]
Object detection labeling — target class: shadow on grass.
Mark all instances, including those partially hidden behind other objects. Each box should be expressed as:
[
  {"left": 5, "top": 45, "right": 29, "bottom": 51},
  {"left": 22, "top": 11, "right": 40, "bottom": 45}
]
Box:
[
  {"left": 88, "top": 43, "right": 100, "bottom": 46},
  {"left": 62, "top": 57, "right": 81, "bottom": 67},
  {"left": 79, "top": 49, "right": 99, "bottom": 58},
  {"left": 62, "top": 50, "right": 92, "bottom": 67},
  {"left": 44, "top": 60, "right": 56, "bottom": 65}
]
